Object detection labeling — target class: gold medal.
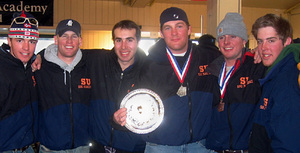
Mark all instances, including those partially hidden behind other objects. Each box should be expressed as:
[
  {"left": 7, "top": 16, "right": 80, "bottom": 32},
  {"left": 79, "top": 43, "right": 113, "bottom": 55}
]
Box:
[{"left": 177, "top": 85, "right": 187, "bottom": 97}]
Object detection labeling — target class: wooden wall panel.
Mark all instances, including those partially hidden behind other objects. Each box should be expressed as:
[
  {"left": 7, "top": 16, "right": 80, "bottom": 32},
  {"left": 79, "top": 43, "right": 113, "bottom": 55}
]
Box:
[
  {"left": 108, "top": 1, "right": 115, "bottom": 25},
  {"left": 95, "top": 1, "right": 102, "bottom": 25},
  {"left": 53, "top": 0, "right": 207, "bottom": 33},
  {"left": 81, "top": 30, "right": 113, "bottom": 49},
  {"left": 89, "top": 1, "right": 97, "bottom": 25},
  {"left": 113, "top": 1, "right": 121, "bottom": 25},
  {"left": 64, "top": 0, "right": 71, "bottom": 18},
  {"left": 291, "top": 7, "right": 300, "bottom": 39},
  {"left": 77, "top": 0, "right": 85, "bottom": 22}
]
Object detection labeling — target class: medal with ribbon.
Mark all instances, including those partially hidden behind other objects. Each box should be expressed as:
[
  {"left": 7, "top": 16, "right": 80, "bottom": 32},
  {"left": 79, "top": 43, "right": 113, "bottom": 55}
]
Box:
[
  {"left": 218, "top": 62, "right": 235, "bottom": 112},
  {"left": 166, "top": 47, "right": 192, "bottom": 97}
]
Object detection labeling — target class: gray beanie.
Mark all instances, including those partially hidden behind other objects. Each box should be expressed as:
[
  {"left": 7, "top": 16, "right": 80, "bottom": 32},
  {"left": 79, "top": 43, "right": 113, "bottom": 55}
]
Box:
[{"left": 217, "top": 12, "right": 248, "bottom": 42}]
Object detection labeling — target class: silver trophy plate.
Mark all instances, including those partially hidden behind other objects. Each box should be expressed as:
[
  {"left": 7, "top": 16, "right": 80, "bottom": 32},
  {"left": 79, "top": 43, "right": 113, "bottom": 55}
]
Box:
[{"left": 120, "top": 88, "right": 164, "bottom": 134}]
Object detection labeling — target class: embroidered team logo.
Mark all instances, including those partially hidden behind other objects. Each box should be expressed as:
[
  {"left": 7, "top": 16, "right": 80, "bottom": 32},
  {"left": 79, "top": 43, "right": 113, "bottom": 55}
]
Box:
[
  {"left": 173, "top": 13, "right": 179, "bottom": 19},
  {"left": 237, "top": 77, "right": 253, "bottom": 88},
  {"left": 218, "top": 27, "right": 223, "bottom": 35},
  {"left": 67, "top": 20, "right": 73, "bottom": 26},
  {"left": 78, "top": 78, "right": 91, "bottom": 89},
  {"left": 198, "top": 65, "right": 210, "bottom": 76},
  {"left": 260, "top": 98, "right": 268, "bottom": 110}
]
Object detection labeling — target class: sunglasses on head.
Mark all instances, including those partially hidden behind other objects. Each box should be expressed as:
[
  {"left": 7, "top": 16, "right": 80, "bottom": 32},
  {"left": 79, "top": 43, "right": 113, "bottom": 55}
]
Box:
[{"left": 11, "top": 17, "right": 38, "bottom": 27}]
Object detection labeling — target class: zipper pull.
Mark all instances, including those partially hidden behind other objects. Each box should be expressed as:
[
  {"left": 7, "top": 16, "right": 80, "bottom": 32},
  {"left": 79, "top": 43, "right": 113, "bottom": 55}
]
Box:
[{"left": 120, "top": 72, "right": 123, "bottom": 79}]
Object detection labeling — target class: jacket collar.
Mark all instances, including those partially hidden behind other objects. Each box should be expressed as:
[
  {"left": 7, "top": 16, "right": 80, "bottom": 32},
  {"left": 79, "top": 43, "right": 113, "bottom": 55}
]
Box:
[
  {"left": 206, "top": 48, "right": 252, "bottom": 77},
  {"left": 44, "top": 43, "right": 82, "bottom": 72},
  {"left": 147, "top": 38, "right": 193, "bottom": 63}
]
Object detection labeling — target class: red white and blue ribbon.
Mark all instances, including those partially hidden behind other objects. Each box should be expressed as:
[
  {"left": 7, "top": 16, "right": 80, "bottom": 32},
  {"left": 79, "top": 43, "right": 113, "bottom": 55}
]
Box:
[
  {"left": 219, "top": 62, "right": 235, "bottom": 96},
  {"left": 166, "top": 47, "right": 192, "bottom": 84}
]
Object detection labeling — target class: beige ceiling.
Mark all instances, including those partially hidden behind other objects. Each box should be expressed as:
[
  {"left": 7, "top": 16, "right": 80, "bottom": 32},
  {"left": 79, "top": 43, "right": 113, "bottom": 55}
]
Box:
[{"left": 151, "top": 0, "right": 300, "bottom": 10}]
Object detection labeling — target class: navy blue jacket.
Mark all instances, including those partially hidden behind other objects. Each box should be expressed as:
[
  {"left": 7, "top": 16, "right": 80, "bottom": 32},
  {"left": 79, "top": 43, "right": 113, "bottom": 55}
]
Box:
[
  {"left": 249, "top": 44, "right": 300, "bottom": 153},
  {"left": 205, "top": 50, "right": 266, "bottom": 150},
  {"left": 139, "top": 39, "right": 220, "bottom": 145},
  {"left": 0, "top": 43, "right": 38, "bottom": 151}
]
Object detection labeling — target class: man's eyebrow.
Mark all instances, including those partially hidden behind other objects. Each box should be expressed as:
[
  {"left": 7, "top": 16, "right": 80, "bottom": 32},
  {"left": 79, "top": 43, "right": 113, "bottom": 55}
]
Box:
[
  {"left": 175, "top": 21, "right": 185, "bottom": 25},
  {"left": 258, "top": 37, "right": 278, "bottom": 41},
  {"left": 126, "top": 37, "right": 135, "bottom": 40},
  {"left": 266, "top": 37, "right": 278, "bottom": 40},
  {"left": 163, "top": 21, "right": 185, "bottom": 28},
  {"left": 114, "top": 37, "right": 135, "bottom": 41}
]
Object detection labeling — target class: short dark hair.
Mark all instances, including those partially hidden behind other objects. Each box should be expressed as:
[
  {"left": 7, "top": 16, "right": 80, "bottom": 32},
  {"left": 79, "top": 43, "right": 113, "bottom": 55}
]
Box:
[
  {"left": 112, "top": 20, "right": 141, "bottom": 42},
  {"left": 251, "top": 14, "right": 293, "bottom": 44}
]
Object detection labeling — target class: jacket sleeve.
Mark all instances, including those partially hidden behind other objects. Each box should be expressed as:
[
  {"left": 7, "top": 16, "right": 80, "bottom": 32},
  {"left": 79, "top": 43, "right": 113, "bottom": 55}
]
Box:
[{"left": 249, "top": 123, "right": 273, "bottom": 153}]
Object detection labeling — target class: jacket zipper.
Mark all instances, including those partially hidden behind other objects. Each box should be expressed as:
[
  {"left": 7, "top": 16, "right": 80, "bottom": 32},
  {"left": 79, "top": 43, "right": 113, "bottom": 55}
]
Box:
[
  {"left": 187, "top": 82, "right": 193, "bottom": 142},
  {"left": 109, "top": 72, "right": 124, "bottom": 147},
  {"left": 227, "top": 69, "right": 239, "bottom": 150},
  {"left": 26, "top": 67, "right": 36, "bottom": 142},
  {"left": 228, "top": 102, "right": 233, "bottom": 149},
  {"left": 68, "top": 72, "right": 75, "bottom": 148}
]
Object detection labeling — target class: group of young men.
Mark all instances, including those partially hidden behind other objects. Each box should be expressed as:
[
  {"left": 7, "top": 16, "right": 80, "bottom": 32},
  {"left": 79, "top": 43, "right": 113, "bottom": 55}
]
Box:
[{"left": 0, "top": 6, "right": 299, "bottom": 153}]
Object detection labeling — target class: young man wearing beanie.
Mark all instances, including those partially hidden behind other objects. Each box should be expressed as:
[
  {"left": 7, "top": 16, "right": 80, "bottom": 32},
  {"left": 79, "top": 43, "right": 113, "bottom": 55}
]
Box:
[
  {"left": 204, "top": 12, "right": 266, "bottom": 153},
  {"left": 35, "top": 19, "right": 91, "bottom": 153},
  {"left": 0, "top": 11, "right": 39, "bottom": 153},
  {"left": 114, "top": 7, "right": 219, "bottom": 153},
  {"left": 249, "top": 14, "right": 300, "bottom": 153}
]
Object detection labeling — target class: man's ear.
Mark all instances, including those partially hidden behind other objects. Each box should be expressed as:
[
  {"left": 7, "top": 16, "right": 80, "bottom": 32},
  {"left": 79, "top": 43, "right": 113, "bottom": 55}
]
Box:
[
  {"left": 54, "top": 35, "right": 58, "bottom": 45},
  {"left": 160, "top": 30, "right": 164, "bottom": 39},
  {"left": 7, "top": 37, "right": 11, "bottom": 47},
  {"left": 188, "top": 25, "right": 192, "bottom": 36},
  {"left": 284, "top": 37, "right": 292, "bottom": 47}
]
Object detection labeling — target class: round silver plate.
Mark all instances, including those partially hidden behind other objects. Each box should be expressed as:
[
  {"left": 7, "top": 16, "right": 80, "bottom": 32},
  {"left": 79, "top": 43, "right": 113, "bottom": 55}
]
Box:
[{"left": 120, "top": 88, "right": 164, "bottom": 134}]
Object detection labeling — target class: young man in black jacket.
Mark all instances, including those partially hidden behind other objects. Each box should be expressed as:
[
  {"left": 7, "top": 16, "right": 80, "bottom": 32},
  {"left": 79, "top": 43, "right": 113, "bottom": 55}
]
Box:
[
  {"left": 35, "top": 19, "right": 91, "bottom": 153},
  {"left": 205, "top": 12, "right": 266, "bottom": 153},
  {"left": 0, "top": 11, "right": 39, "bottom": 153},
  {"left": 88, "top": 20, "right": 146, "bottom": 153}
]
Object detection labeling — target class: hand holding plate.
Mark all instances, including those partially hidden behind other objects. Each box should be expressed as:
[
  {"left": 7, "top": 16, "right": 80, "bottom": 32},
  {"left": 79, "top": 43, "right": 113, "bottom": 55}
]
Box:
[{"left": 113, "top": 108, "right": 127, "bottom": 126}]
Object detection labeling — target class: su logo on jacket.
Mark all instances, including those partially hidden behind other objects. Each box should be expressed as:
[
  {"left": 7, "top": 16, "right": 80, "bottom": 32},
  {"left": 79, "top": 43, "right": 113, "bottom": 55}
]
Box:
[
  {"left": 78, "top": 78, "right": 91, "bottom": 89},
  {"left": 198, "top": 65, "right": 210, "bottom": 76},
  {"left": 237, "top": 77, "right": 253, "bottom": 88},
  {"left": 259, "top": 98, "right": 268, "bottom": 110}
]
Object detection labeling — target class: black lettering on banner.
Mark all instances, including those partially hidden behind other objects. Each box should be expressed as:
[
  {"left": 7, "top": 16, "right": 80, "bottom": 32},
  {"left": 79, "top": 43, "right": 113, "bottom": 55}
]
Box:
[{"left": 0, "top": 0, "right": 53, "bottom": 26}]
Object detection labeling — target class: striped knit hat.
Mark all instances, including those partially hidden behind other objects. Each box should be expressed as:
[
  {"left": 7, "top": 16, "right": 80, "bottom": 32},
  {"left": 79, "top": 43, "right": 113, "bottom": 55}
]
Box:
[{"left": 8, "top": 11, "right": 39, "bottom": 40}]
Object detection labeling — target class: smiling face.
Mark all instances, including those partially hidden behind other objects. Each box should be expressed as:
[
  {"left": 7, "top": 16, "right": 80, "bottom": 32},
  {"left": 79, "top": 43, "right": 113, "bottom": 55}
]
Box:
[
  {"left": 160, "top": 20, "right": 191, "bottom": 54},
  {"left": 113, "top": 27, "right": 138, "bottom": 71},
  {"left": 8, "top": 37, "right": 37, "bottom": 65},
  {"left": 218, "top": 35, "right": 246, "bottom": 66},
  {"left": 256, "top": 26, "right": 291, "bottom": 67},
  {"left": 54, "top": 31, "right": 82, "bottom": 64}
]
